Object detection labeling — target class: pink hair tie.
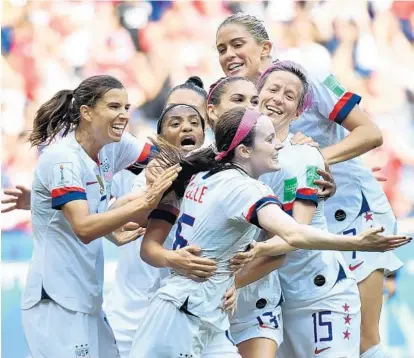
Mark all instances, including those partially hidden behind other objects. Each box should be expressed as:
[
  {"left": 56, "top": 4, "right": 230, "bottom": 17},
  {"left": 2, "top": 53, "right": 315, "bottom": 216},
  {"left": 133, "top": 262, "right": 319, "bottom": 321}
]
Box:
[
  {"left": 215, "top": 109, "right": 262, "bottom": 161},
  {"left": 207, "top": 78, "right": 227, "bottom": 104}
]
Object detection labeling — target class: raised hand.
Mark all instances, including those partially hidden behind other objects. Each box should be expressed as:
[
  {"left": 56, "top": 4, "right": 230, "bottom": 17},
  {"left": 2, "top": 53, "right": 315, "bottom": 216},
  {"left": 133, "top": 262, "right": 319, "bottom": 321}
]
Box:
[
  {"left": 1, "top": 185, "right": 31, "bottom": 213},
  {"left": 356, "top": 227, "right": 411, "bottom": 252},
  {"left": 106, "top": 223, "right": 146, "bottom": 247},
  {"left": 143, "top": 164, "right": 181, "bottom": 210}
]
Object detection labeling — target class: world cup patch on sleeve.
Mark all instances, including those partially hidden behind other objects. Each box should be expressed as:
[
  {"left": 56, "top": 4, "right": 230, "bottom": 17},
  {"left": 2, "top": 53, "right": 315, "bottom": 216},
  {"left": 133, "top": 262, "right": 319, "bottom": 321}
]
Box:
[
  {"left": 53, "top": 162, "right": 74, "bottom": 187},
  {"left": 322, "top": 74, "right": 346, "bottom": 98},
  {"left": 306, "top": 166, "right": 319, "bottom": 188},
  {"left": 283, "top": 177, "right": 298, "bottom": 202}
]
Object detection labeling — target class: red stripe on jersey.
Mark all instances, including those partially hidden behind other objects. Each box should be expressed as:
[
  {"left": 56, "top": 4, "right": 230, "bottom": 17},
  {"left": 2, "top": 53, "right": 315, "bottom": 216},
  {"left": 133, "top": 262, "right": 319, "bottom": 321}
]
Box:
[
  {"left": 297, "top": 188, "right": 318, "bottom": 196},
  {"left": 284, "top": 202, "right": 294, "bottom": 212},
  {"left": 329, "top": 92, "right": 352, "bottom": 121},
  {"left": 157, "top": 203, "right": 180, "bottom": 217},
  {"left": 51, "top": 186, "right": 86, "bottom": 198},
  {"left": 137, "top": 142, "right": 152, "bottom": 164}
]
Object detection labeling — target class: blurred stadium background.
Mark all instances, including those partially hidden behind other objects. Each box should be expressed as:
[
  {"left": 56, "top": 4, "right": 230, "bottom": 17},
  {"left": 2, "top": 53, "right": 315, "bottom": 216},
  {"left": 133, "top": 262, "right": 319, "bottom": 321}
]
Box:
[{"left": 1, "top": 0, "right": 413, "bottom": 357}]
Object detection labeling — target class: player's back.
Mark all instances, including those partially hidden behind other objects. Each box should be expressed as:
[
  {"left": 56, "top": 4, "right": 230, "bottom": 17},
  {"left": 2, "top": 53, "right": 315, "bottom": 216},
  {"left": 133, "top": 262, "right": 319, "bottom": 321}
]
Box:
[{"left": 157, "top": 168, "right": 277, "bottom": 330}]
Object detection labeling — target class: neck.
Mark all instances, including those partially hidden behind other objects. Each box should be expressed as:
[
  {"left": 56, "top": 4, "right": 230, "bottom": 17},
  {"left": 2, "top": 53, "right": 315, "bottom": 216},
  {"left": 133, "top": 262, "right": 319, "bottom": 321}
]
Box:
[
  {"left": 253, "top": 57, "right": 273, "bottom": 84},
  {"left": 232, "top": 161, "right": 256, "bottom": 179},
  {"left": 75, "top": 128, "right": 103, "bottom": 162},
  {"left": 275, "top": 122, "right": 290, "bottom": 142}
]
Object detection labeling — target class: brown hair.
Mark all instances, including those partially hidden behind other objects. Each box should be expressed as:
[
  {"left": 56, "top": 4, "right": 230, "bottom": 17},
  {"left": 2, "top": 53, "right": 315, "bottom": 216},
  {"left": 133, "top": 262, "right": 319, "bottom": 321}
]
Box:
[
  {"left": 151, "top": 107, "right": 257, "bottom": 198},
  {"left": 29, "top": 75, "right": 124, "bottom": 147}
]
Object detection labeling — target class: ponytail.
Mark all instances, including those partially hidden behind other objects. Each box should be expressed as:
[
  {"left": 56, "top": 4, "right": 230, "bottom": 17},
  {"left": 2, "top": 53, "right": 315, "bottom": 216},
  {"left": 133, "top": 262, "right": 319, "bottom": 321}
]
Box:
[
  {"left": 29, "top": 89, "right": 75, "bottom": 147},
  {"left": 29, "top": 75, "right": 124, "bottom": 147}
]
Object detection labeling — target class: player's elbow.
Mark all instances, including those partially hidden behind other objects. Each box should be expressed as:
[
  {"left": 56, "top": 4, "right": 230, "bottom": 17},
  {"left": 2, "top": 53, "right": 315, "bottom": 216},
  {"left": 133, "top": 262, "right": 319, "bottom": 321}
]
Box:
[
  {"left": 140, "top": 242, "right": 151, "bottom": 264},
  {"left": 73, "top": 227, "right": 96, "bottom": 245},
  {"left": 281, "top": 229, "right": 305, "bottom": 248},
  {"left": 364, "top": 123, "right": 383, "bottom": 149}
]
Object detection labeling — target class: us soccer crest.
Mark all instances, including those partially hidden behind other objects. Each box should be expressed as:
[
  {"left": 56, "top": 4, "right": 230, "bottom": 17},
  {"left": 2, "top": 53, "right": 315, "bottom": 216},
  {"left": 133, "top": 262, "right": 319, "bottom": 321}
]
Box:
[{"left": 74, "top": 344, "right": 90, "bottom": 358}]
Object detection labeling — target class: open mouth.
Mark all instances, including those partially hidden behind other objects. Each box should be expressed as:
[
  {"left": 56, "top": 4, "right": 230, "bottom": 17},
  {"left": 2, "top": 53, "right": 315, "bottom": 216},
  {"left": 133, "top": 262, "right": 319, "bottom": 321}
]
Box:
[
  {"left": 111, "top": 124, "right": 125, "bottom": 135},
  {"left": 180, "top": 136, "right": 196, "bottom": 150},
  {"left": 227, "top": 62, "right": 244, "bottom": 74},
  {"left": 266, "top": 105, "right": 284, "bottom": 116}
]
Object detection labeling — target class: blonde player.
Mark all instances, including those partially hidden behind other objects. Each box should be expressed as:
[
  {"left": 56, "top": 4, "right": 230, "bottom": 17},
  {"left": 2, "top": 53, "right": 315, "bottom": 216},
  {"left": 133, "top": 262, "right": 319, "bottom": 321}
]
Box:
[
  {"left": 128, "top": 108, "right": 408, "bottom": 358},
  {"left": 215, "top": 13, "right": 403, "bottom": 357},
  {"left": 21, "top": 75, "right": 180, "bottom": 358}
]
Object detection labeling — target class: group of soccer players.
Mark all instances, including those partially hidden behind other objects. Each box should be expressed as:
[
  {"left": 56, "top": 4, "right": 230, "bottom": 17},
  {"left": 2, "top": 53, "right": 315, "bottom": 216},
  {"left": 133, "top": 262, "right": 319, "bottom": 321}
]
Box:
[{"left": 2, "top": 13, "right": 412, "bottom": 358}]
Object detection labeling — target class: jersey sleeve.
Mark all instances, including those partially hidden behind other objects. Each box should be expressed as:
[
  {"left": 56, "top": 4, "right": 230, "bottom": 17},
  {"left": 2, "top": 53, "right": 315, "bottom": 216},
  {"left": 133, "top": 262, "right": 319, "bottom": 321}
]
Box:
[
  {"left": 223, "top": 180, "right": 283, "bottom": 228},
  {"left": 310, "top": 72, "right": 361, "bottom": 125},
  {"left": 47, "top": 151, "right": 87, "bottom": 210},
  {"left": 148, "top": 192, "right": 180, "bottom": 225},
  {"left": 295, "top": 147, "right": 325, "bottom": 206},
  {"left": 114, "top": 133, "right": 155, "bottom": 173}
]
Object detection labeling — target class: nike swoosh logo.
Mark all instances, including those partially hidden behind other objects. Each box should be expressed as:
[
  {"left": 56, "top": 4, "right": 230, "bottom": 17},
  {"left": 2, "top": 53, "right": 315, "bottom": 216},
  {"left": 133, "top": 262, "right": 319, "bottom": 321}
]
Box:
[
  {"left": 349, "top": 261, "right": 364, "bottom": 271},
  {"left": 86, "top": 181, "right": 98, "bottom": 186},
  {"left": 315, "top": 347, "right": 331, "bottom": 354}
]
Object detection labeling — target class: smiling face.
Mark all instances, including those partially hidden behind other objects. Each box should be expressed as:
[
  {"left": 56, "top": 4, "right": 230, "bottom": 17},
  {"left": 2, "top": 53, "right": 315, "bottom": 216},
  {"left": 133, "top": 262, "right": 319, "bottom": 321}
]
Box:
[
  {"left": 245, "top": 115, "right": 282, "bottom": 178},
  {"left": 216, "top": 24, "right": 270, "bottom": 81},
  {"left": 83, "top": 88, "right": 130, "bottom": 145},
  {"left": 208, "top": 79, "right": 259, "bottom": 125},
  {"left": 259, "top": 70, "right": 303, "bottom": 129},
  {"left": 160, "top": 105, "right": 205, "bottom": 154}
]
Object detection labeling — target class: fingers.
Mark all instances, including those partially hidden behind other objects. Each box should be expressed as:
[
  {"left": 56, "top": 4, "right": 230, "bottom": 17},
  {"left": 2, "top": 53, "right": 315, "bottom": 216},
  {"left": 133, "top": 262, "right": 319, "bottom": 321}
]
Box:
[
  {"left": 2, "top": 189, "right": 21, "bottom": 197},
  {"left": 371, "top": 166, "right": 381, "bottom": 172},
  {"left": 16, "top": 185, "right": 29, "bottom": 192},
  {"left": 1, "top": 204, "right": 17, "bottom": 213},
  {"left": 182, "top": 245, "right": 202, "bottom": 255},
  {"left": 187, "top": 269, "right": 215, "bottom": 278},
  {"left": 186, "top": 274, "right": 208, "bottom": 283},
  {"left": 122, "top": 222, "right": 142, "bottom": 231},
  {"left": 316, "top": 168, "right": 332, "bottom": 181},
  {"left": 1, "top": 197, "right": 18, "bottom": 205},
  {"left": 364, "top": 226, "right": 385, "bottom": 236}
]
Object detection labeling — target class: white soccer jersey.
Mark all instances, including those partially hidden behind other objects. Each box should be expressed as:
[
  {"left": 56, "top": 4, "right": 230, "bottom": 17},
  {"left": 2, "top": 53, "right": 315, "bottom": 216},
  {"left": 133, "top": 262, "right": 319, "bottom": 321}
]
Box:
[
  {"left": 22, "top": 132, "right": 152, "bottom": 314},
  {"left": 289, "top": 71, "right": 391, "bottom": 234},
  {"left": 261, "top": 134, "right": 349, "bottom": 302},
  {"left": 105, "top": 171, "right": 179, "bottom": 323},
  {"left": 156, "top": 169, "right": 282, "bottom": 331}
]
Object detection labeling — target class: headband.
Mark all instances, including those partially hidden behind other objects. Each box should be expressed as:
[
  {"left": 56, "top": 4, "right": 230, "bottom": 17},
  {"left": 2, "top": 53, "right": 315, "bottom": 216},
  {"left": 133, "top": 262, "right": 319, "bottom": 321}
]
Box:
[
  {"left": 215, "top": 109, "right": 261, "bottom": 161},
  {"left": 207, "top": 77, "right": 227, "bottom": 104},
  {"left": 157, "top": 103, "right": 205, "bottom": 134}
]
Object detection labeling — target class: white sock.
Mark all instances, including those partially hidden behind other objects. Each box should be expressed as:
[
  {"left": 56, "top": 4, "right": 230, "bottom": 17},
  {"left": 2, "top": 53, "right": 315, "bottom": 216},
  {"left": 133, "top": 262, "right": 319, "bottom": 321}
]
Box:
[{"left": 360, "top": 344, "right": 392, "bottom": 358}]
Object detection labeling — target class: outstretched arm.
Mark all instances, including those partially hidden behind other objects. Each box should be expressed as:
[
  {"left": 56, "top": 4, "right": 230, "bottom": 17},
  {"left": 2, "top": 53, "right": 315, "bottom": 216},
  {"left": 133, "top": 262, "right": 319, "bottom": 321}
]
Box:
[{"left": 256, "top": 204, "right": 410, "bottom": 253}]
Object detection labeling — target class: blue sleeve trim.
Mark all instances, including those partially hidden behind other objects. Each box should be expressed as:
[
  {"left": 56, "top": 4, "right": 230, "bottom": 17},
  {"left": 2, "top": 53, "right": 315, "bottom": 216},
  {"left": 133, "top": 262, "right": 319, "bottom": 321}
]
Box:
[
  {"left": 52, "top": 192, "right": 87, "bottom": 210},
  {"left": 335, "top": 94, "right": 361, "bottom": 125}
]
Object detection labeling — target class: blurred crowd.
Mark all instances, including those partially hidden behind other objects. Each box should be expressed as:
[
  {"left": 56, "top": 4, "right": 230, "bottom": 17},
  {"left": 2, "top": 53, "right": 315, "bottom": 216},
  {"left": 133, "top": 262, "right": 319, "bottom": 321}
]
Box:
[{"left": 2, "top": 0, "right": 414, "bottom": 234}]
